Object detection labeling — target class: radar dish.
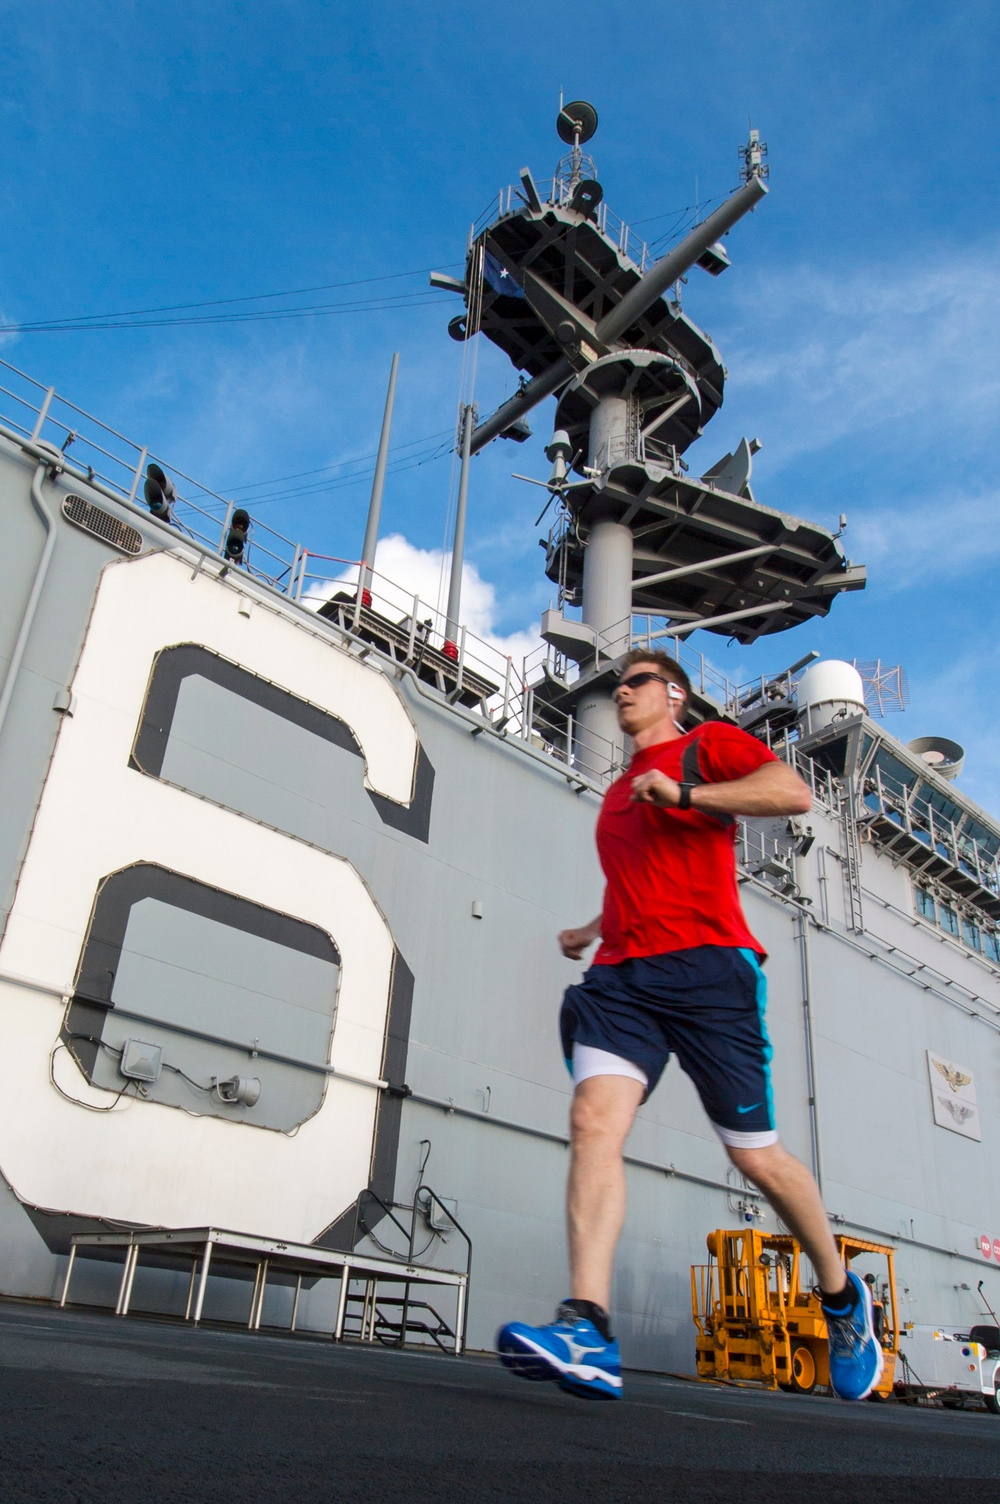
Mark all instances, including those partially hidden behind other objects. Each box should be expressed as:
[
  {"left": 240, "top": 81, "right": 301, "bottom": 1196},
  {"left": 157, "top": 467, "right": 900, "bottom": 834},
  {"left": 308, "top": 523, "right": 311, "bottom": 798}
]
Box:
[{"left": 557, "top": 100, "right": 598, "bottom": 145}]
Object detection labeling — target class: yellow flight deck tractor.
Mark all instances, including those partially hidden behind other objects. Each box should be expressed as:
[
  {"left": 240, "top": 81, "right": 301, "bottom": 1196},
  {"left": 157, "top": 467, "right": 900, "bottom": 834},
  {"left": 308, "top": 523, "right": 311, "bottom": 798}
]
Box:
[{"left": 691, "top": 1228, "right": 899, "bottom": 1397}]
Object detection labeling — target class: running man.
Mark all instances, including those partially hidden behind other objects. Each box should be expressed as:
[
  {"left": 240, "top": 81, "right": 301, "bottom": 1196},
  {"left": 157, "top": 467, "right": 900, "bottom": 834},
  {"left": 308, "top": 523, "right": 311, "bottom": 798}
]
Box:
[{"left": 497, "top": 650, "right": 882, "bottom": 1402}]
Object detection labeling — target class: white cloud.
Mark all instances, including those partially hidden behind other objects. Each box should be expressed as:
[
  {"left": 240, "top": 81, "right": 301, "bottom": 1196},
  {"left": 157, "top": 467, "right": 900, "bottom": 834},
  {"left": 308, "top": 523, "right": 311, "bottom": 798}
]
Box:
[
  {"left": 852, "top": 487, "right": 1000, "bottom": 590},
  {"left": 907, "top": 646, "right": 1000, "bottom": 815},
  {"left": 702, "top": 245, "right": 1000, "bottom": 591},
  {"left": 726, "top": 248, "right": 1000, "bottom": 467},
  {"left": 305, "top": 531, "right": 543, "bottom": 676}
]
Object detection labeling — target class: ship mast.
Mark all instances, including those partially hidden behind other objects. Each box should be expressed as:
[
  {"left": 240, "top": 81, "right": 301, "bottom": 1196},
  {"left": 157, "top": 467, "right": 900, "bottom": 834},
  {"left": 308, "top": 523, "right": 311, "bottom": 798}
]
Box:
[{"left": 434, "top": 103, "right": 866, "bottom": 774}]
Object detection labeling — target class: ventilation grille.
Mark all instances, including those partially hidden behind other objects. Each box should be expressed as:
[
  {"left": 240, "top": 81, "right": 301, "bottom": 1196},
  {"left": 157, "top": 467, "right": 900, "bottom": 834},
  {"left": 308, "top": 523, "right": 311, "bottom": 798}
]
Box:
[{"left": 62, "top": 494, "right": 143, "bottom": 555}]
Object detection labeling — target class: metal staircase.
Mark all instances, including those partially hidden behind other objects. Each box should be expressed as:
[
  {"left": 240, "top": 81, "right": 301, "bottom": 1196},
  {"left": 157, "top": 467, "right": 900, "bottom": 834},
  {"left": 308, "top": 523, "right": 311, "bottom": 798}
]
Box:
[
  {"left": 333, "top": 1186, "right": 473, "bottom": 1354},
  {"left": 341, "top": 1287, "right": 461, "bottom": 1353}
]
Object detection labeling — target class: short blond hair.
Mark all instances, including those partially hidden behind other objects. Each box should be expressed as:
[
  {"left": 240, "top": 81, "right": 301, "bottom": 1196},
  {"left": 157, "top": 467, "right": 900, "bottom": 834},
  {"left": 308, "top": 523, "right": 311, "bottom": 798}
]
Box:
[{"left": 618, "top": 648, "right": 692, "bottom": 700}]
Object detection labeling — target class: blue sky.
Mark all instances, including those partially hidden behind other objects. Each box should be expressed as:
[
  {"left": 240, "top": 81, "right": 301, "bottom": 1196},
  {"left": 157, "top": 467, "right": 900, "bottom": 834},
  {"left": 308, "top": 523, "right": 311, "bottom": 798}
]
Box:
[{"left": 1, "top": 2, "right": 998, "bottom": 799}]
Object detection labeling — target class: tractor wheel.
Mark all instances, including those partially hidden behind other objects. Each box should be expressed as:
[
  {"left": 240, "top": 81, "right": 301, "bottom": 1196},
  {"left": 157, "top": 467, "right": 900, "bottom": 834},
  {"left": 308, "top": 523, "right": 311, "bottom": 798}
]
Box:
[
  {"left": 985, "top": 1381, "right": 1000, "bottom": 1416},
  {"left": 790, "top": 1345, "right": 817, "bottom": 1394}
]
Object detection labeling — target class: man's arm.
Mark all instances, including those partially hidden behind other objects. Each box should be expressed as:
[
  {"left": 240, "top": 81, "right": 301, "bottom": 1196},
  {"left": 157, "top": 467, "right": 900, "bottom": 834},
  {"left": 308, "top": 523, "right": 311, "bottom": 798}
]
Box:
[
  {"left": 631, "top": 759, "right": 811, "bottom": 817},
  {"left": 559, "top": 915, "right": 602, "bottom": 959}
]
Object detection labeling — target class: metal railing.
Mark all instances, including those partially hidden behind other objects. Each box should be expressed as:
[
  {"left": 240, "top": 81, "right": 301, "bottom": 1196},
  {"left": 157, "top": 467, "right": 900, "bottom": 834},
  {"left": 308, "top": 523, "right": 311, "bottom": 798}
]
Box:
[
  {"left": 524, "top": 630, "right": 740, "bottom": 713},
  {"left": 727, "top": 668, "right": 800, "bottom": 723},
  {"left": 0, "top": 354, "right": 833, "bottom": 799},
  {"left": 862, "top": 761, "right": 1000, "bottom": 901},
  {"left": 346, "top": 1185, "right": 472, "bottom": 1355},
  {"left": 785, "top": 745, "right": 840, "bottom": 815},
  {"left": 469, "top": 179, "right": 652, "bottom": 273},
  {"left": 0, "top": 356, "right": 630, "bottom": 787},
  {"left": 302, "top": 558, "right": 624, "bottom": 784},
  {"left": 0, "top": 357, "right": 310, "bottom": 595}
]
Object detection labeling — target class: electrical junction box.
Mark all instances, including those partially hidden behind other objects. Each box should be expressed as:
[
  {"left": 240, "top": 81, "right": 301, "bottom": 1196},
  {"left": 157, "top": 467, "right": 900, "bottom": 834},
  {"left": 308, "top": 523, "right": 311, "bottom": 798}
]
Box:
[
  {"left": 419, "top": 1190, "right": 459, "bottom": 1234},
  {"left": 119, "top": 1039, "right": 163, "bottom": 1083}
]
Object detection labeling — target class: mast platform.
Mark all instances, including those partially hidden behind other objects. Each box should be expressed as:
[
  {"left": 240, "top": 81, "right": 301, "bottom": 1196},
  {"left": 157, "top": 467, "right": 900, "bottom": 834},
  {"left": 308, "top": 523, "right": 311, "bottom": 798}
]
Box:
[{"left": 545, "top": 452, "right": 866, "bottom": 644}]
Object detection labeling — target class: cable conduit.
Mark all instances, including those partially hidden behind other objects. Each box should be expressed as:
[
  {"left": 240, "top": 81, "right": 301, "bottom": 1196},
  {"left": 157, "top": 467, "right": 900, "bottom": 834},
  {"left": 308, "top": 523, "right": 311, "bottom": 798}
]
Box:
[
  {"left": 407, "top": 1090, "right": 996, "bottom": 1273},
  {"left": 741, "top": 874, "right": 1000, "bottom": 1034},
  {"left": 406, "top": 1089, "right": 761, "bottom": 1200},
  {"left": 0, "top": 459, "right": 58, "bottom": 747},
  {"left": 0, "top": 972, "right": 388, "bottom": 1092},
  {"left": 795, "top": 909, "right": 824, "bottom": 1193}
]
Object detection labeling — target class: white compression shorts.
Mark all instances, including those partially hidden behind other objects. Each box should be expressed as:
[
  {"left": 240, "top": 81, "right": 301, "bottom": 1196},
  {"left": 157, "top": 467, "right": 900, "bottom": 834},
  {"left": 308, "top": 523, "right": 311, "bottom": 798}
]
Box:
[{"left": 569, "top": 1041, "right": 778, "bottom": 1148}]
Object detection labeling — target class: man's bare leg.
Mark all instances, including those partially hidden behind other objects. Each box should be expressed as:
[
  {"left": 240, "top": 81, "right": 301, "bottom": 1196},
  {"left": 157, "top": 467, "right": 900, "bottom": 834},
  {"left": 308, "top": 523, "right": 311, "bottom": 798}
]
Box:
[
  {"left": 567, "top": 1074, "right": 647, "bottom": 1310},
  {"left": 726, "top": 1142, "right": 846, "bottom": 1294}
]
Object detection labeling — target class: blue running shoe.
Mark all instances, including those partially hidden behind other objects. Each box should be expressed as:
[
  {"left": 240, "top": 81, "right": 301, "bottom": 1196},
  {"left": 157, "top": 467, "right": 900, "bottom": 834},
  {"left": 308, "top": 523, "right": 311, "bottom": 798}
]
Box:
[
  {"left": 497, "top": 1302, "right": 622, "bottom": 1400},
  {"left": 821, "top": 1271, "right": 884, "bottom": 1401}
]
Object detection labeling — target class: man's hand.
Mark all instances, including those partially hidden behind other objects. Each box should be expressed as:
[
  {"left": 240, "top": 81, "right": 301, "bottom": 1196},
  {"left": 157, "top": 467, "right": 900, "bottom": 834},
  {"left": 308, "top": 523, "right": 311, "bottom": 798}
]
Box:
[
  {"left": 630, "top": 759, "right": 812, "bottom": 817},
  {"left": 630, "top": 770, "right": 680, "bottom": 807},
  {"left": 559, "top": 917, "right": 602, "bottom": 959}
]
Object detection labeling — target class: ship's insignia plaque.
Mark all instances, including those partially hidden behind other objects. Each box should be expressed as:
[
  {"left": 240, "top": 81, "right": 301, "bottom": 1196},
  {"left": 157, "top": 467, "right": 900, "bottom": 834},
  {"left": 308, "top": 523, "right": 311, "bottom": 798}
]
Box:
[{"left": 927, "top": 1051, "right": 981, "bottom": 1141}]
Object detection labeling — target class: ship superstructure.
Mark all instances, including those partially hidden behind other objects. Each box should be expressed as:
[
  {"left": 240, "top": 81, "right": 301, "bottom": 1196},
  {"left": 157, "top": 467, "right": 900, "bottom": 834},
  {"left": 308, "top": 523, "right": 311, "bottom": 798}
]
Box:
[
  {"left": 0, "top": 105, "right": 998, "bottom": 1377},
  {"left": 436, "top": 103, "right": 864, "bottom": 775}
]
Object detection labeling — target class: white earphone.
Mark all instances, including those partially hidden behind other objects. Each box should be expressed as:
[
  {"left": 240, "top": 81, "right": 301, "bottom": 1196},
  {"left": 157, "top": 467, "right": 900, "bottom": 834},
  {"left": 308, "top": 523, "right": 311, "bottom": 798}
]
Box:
[{"left": 666, "top": 680, "right": 687, "bottom": 731}]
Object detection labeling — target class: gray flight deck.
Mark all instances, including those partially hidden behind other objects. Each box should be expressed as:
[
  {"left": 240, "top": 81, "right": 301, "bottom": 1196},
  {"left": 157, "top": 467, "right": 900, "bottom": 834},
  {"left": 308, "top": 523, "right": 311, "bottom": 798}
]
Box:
[{"left": 1, "top": 1302, "right": 998, "bottom": 1504}]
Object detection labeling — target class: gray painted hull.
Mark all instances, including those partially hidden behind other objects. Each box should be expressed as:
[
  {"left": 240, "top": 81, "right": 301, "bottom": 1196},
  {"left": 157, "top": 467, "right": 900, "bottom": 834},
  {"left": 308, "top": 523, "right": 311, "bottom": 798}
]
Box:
[{"left": 1, "top": 431, "right": 998, "bottom": 1374}]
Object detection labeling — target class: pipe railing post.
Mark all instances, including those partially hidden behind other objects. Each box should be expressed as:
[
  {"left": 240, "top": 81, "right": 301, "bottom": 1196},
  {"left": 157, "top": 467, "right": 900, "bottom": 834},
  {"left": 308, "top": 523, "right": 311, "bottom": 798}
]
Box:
[
  {"left": 128, "top": 447, "right": 148, "bottom": 507},
  {"left": 294, "top": 549, "right": 309, "bottom": 601},
  {"left": 192, "top": 1239, "right": 213, "bottom": 1324},
  {"left": 500, "top": 657, "right": 513, "bottom": 727},
  {"left": 184, "top": 1259, "right": 198, "bottom": 1321},
  {"left": 218, "top": 501, "right": 234, "bottom": 560},
  {"left": 406, "top": 593, "right": 420, "bottom": 662},
  {"left": 60, "top": 1244, "right": 77, "bottom": 1307},
  {"left": 453, "top": 626, "right": 467, "bottom": 697},
  {"left": 30, "top": 387, "right": 55, "bottom": 441}
]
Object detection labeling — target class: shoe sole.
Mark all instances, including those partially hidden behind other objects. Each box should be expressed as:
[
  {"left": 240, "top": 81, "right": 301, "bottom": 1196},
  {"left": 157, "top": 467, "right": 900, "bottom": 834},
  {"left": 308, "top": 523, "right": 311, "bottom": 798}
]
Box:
[
  {"left": 497, "top": 1334, "right": 557, "bottom": 1383},
  {"left": 497, "top": 1330, "right": 623, "bottom": 1400},
  {"left": 559, "top": 1373, "right": 622, "bottom": 1401}
]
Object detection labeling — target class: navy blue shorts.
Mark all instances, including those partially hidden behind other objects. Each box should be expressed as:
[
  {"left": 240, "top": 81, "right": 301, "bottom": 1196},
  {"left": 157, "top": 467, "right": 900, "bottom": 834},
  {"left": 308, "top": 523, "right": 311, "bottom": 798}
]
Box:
[{"left": 559, "top": 946, "right": 777, "bottom": 1146}]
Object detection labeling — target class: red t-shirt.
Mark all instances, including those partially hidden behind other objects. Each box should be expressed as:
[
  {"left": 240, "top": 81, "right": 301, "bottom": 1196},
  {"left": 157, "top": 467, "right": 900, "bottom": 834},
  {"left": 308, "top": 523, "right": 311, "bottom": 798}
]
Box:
[{"left": 593, "top": 721, "right": 777, "bottom": 965}]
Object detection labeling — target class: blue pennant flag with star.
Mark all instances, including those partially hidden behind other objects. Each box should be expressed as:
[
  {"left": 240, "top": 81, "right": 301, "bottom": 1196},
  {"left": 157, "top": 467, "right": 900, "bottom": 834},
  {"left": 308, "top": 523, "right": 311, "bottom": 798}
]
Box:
[{"left": 483, "top": 251, "right": 525, "bottom": 299}]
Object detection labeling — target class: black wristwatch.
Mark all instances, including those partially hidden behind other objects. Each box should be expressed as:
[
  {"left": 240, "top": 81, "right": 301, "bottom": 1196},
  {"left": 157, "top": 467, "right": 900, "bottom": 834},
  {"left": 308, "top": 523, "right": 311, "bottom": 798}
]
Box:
[{"left": 677, "top": 782, "right": 695, "bottom": 810}]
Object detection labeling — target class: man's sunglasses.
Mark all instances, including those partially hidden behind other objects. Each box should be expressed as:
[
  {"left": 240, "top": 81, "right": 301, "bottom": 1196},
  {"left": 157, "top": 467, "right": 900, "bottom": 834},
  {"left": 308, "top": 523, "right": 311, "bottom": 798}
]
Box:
[{"left": 612, "top": 671, "right": 674, "bottom": 701}]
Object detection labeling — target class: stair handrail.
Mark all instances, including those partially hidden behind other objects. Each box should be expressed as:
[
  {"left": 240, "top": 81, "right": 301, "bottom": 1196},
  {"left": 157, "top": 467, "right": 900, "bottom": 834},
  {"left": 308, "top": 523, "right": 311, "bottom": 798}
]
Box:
[
  {"left": 352, "top": 1187, "right": 413, "bottom": 1254},
  {"left": 408, "top": 1184, "right": 473, "bottom": 1354},
  {"left": 409, "top": 1186, "right": 473, "bottom": 1278}
]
